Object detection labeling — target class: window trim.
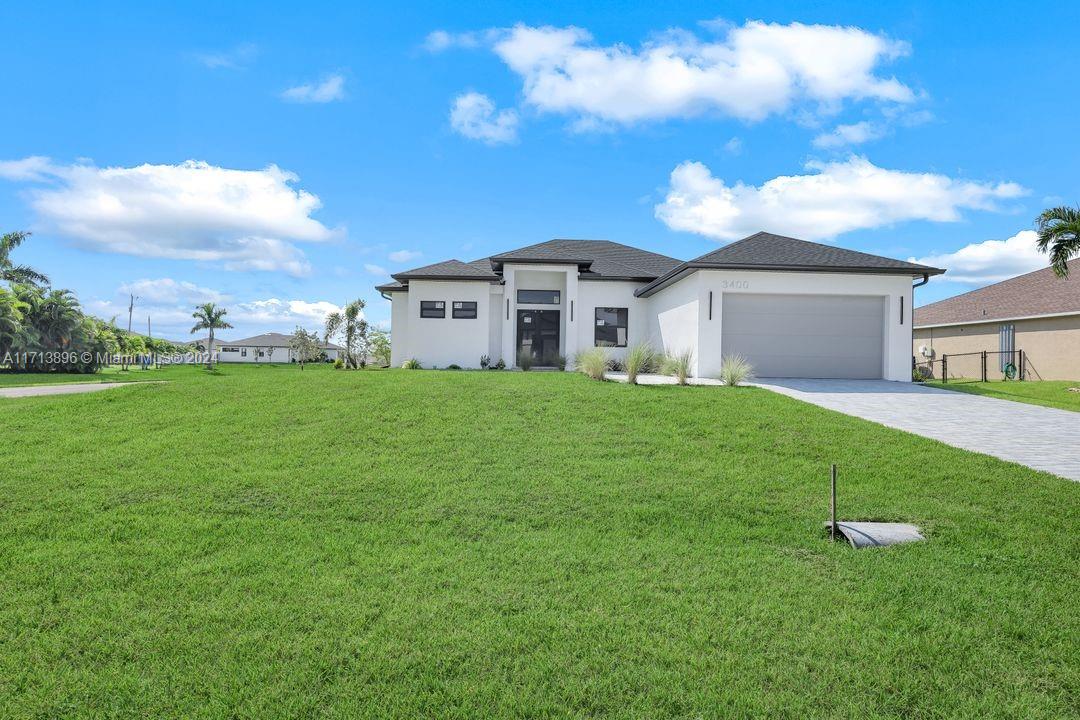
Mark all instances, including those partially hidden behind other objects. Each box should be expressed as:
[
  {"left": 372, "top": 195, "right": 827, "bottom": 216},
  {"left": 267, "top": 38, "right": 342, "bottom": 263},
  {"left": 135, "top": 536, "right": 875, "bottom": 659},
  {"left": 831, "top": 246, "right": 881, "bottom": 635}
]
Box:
[
  {"left": 420, "top": 300, "right": 446, "bottom": 318},
  {"left": 452, "top": 300, "right": 478, "bottom": 319},
  {"left": 594, "top": 307, "right": 629, "bottom": 347},
  {"left": 517, "top": 289, "right": 561, "bottom": 305}
]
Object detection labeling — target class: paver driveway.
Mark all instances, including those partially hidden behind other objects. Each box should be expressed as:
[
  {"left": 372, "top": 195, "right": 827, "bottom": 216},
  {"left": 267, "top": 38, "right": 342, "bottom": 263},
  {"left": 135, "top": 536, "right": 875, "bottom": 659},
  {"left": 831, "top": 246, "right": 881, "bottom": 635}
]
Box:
[
  {"left": 0, "top": 382, "right": 152, "bottom": 399},
  {"left": 754, "top": 379, "right": 1080, "bottom": 482}
]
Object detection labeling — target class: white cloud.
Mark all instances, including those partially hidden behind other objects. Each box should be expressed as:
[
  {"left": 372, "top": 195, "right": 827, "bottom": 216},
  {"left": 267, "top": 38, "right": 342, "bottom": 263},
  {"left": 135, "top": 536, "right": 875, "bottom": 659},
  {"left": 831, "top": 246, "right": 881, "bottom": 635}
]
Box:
[
  {"left": 0, "top": 157, "right": 337, "bottom": 276},
  {"left": 424, "top": 30, "right": 481, "bottom": 52},
  {"left": 723, "top": 137, "right": 743, "bottom": 155},
  {"left": 118, "top": 278, "right": 228, "bottom": 305},
  {"left": 0, "top": 156, "right": 53, "bottom": 181},
  {"left": 909, "top": 230, "right": 1047, "bottom": 284},
  {"left": 280, "top": 74, "right": 346, "bottom": 103},
  {"left": 195, "top": 42, "right": 258, "bottom": 70},
  {"left": 487, "top": 20, "right": 913, "bottom": 126},
  {"left": 234, "top": 298, "right": 344, "bottom": 324},
  {"left": 449, "top": 92, "right": 519, "bottom": 144},
  {"left": 388, "top": 249, "right": 421, "bottom": 263},
  {"left": 812, "top": 120, "right": 887, "bottom": 148},
  {"left": 363, "top": 263, "right": 388, "bottom": 276},
  {"left": 655, "top": 156, "right": 1027, "bottom": 241}
]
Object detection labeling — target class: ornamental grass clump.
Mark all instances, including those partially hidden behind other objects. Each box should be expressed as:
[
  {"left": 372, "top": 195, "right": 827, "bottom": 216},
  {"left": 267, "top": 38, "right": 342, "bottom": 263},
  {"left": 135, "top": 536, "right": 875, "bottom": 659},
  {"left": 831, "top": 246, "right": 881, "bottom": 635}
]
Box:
[
  {"left": 662, "top": 348, "right": 694, "bottom": 385},
  {"left": 575, "top": 347, "right": 609, "bottom": 381},
  {"left": 719, "top": 354, "right": 754, "bottom": 386},
  {"left": 624, "top": 343, "right": 657, "bottom": 384},
  {"left": 401, "top": 358, "right": 422, "bottom": 369}
]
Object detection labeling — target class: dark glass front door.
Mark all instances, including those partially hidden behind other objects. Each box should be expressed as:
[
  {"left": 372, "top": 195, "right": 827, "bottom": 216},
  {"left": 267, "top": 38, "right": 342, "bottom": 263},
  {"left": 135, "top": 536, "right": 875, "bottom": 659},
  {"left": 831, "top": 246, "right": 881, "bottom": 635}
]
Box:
[{"left": 517, "top": 309, "right": 560, "bottom": 364}]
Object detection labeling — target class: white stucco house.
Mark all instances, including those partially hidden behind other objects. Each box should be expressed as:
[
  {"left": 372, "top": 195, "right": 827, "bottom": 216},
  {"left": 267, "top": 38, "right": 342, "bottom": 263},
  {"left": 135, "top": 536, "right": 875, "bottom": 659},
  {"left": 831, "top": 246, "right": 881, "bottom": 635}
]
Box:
[
  {"left": 376, "top": 232, "right": 945, "bottom": 380},
  {"left": 217, "top": 332, "right": 342, "bottom": 364}
]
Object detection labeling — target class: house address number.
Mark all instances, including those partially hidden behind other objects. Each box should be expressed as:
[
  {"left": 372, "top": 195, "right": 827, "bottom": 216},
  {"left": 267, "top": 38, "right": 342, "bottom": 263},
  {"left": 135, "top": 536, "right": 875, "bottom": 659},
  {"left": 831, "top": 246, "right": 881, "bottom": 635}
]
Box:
[{"left": 719, "top": 279, "right": 750, "bottom": 289}]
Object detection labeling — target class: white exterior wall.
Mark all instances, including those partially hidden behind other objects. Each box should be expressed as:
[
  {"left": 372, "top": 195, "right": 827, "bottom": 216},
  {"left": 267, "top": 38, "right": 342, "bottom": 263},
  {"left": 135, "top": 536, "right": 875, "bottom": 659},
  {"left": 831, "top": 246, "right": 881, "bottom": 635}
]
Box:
[
  {"left": 218, "top": 345, "right": 339, "bottom": 363},
  {"left": 694, "top": 270, "right": 913, "bottom": 381},
  {"left": 385, "top": 267, "right": 913, "bottom": 380},
  {"left": 646, "top": 273, "right": 701, "bottom": 377},
  {"left": 390, "top": 292, "right": 410, "bottom": 367},
  {"left": 406, "top": 280, "right": 492, "bottom": 368},
  {"left": 576, "top": 280, "right": 651, "bottom": 365}
]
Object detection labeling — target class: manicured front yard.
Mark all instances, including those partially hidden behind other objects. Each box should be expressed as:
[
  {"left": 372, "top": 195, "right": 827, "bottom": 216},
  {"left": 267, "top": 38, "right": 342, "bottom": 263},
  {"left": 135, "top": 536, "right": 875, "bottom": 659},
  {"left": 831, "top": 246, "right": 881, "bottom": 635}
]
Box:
[
  {"left": 924, "top": 378, "right": 1080, "bottom": 412},
  {"left": 1, "top": 365, "right": 1076, "bottom": 718}
]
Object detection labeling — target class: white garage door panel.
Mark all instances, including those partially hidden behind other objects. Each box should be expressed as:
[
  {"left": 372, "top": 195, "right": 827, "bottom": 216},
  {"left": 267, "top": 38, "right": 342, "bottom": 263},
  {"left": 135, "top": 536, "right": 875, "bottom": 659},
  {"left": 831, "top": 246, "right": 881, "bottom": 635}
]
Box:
[{"left": 722, "top": 294, "right": 884, "bottom": 379}]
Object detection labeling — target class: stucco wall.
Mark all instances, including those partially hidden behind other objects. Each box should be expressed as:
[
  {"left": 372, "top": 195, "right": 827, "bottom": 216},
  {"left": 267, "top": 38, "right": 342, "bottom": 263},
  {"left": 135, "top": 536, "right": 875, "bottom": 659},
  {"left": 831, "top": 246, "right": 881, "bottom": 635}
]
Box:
[
  {"left": 405, "top": 280, "right": 492, "bottom": 368},
  {"left": 647, "top": 273, "right": 701, "bottom": 377},
  {"left": 389, "top": 291, "right": 409, "bottom": 367},
  {"left": 576, "top": 280, "right": 651, "bottom": 365},
  {"left": 914, "top": 314, "right": 1080, "bottom": 380}
]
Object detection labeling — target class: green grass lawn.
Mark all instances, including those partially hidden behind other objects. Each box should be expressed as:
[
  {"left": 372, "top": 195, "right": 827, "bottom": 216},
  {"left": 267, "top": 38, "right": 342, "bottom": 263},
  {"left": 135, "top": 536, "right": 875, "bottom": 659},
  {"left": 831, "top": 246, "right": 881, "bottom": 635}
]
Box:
[
  {"left": 924, "top": 378, "right": 1080, "bottom": 412},
  {"left": 1, "top": 365, "right": 1076, "bottom": 718},
  {"left": 0, "top": 365, "right": 166, "bottom": 387}
]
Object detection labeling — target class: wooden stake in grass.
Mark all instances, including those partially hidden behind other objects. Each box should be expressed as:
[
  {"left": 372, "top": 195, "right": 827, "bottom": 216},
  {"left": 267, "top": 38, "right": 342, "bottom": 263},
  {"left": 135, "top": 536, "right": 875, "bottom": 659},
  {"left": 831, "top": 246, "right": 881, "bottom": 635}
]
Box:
[{"left": 830, "top": 464, "right": 837, "bottom": 542}]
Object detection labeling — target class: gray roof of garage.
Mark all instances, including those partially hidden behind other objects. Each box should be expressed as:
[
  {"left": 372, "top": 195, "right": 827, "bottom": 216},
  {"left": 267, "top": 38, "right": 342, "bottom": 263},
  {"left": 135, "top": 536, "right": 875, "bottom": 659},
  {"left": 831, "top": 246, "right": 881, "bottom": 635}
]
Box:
[{"left": 636, "top": 232, "right": 945, "bottom": 297}]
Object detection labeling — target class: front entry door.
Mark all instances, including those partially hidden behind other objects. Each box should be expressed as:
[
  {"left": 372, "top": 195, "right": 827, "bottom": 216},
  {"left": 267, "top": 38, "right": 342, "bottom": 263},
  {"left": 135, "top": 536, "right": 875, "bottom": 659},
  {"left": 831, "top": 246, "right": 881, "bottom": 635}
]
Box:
[{"left": 517, "top": 309, "right": 560, "bottom": 364}]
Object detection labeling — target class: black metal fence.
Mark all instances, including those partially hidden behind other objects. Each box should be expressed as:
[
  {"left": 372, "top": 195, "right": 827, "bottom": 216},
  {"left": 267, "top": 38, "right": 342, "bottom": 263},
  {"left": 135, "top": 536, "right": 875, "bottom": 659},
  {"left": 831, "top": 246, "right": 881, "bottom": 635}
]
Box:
[{"left": 913, "top": 349, "right": 1026, "bottom": 383}]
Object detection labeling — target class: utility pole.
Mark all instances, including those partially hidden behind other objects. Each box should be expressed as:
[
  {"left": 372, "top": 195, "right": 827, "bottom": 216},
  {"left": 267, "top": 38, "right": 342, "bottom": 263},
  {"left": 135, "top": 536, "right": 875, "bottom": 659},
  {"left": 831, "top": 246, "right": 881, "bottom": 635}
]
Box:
[
  {"left": 147, "top": 315, "right": 151, "bottom": 339},
  {"left": 127, "top": 294, "right": 138, "bottom": 333}
]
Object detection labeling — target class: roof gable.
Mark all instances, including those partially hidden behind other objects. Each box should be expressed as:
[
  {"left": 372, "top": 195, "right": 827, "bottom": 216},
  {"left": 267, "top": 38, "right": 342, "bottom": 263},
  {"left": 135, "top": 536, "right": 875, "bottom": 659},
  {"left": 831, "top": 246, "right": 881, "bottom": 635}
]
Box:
[
  {"left": 691, "top": 232, "right": 943, "bottom": 274},
  {"left": 914, "top": 259, "right": 1080, "bottom": 326},
  {"left": 636, "top": 232, "right": 945, "bottom": 297}
]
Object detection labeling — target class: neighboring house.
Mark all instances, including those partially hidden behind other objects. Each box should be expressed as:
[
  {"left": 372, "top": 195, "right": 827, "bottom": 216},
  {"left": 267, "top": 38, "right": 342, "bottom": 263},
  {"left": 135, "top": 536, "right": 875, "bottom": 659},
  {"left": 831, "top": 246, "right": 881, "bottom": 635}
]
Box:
[
  {"left": 217, "top": 332, "right": 343, "bottom": 363},
  {"left": 914, "top": 259, "right": 1079, "bottom": 380},
  {"left": 376, "top": 232, "right": 943, "bottom": 380}
]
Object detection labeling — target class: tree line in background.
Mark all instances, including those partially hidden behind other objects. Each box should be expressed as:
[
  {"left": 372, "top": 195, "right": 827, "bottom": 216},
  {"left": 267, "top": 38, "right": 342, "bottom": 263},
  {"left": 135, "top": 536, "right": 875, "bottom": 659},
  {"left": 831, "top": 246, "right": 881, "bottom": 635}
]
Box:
[{"left": 1, "top": 231, "right": 187, "bottom": 373}]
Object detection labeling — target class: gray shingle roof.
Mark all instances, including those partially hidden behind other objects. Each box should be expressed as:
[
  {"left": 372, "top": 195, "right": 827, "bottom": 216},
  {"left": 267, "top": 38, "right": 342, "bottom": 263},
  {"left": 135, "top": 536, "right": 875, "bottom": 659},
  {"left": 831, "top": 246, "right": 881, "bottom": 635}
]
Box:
[
  {"left": 392, "top": 259, "right": 499, "bottom": 281},
  {"left": 914, "top": 259, "right": 1079, "bottom": 326},
  {"left": 490, "top": 239, "right": 681, "bottom": 279},
  {"left": 636, "top": 232, "right": 945, "bottom": 297},
  {"left": 691, "top": 232, "right": 944, "bottom": 273}
]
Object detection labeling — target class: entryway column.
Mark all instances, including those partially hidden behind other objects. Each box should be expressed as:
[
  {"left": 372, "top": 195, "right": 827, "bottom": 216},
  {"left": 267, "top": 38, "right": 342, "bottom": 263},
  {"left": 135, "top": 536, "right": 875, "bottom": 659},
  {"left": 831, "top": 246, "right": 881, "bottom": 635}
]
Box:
[{"left": 564, "top": 269, "right": 579, "bottom": 363}]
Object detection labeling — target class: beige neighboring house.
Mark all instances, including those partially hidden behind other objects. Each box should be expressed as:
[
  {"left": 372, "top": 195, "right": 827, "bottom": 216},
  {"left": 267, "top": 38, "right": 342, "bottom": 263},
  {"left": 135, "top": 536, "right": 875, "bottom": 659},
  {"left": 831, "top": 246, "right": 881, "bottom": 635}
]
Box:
[{"left": 913, "top": 259, "right": 1079, "bottom": 380}]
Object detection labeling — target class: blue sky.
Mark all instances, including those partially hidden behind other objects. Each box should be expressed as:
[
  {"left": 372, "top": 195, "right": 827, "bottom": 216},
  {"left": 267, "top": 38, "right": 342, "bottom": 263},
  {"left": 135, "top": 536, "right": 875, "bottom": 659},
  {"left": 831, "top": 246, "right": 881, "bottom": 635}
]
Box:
[{"left": 1, "top": 1, "right": 1076, "bottom": 340}]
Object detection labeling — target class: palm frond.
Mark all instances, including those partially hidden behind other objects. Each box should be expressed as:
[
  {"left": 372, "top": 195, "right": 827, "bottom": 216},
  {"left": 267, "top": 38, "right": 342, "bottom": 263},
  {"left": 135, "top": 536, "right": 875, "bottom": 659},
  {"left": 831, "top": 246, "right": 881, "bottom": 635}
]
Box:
[{"left": 1034, "top": 205, "right": 1080, "bottom": 278}]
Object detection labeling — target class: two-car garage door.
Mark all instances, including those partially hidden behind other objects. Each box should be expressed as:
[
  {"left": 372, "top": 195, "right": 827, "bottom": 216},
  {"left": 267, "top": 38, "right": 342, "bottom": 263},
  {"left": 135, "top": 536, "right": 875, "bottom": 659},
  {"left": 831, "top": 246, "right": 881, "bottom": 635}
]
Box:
[{"left": 721, "top": 293, "right": 885, "bottom": 379}]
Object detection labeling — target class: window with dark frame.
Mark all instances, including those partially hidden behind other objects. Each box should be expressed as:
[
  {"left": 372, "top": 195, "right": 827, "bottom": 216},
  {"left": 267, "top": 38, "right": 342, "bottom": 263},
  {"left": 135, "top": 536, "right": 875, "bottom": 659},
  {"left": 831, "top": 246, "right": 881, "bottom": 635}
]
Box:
[
  {"left": 452, "top": 301, "right": 478, "bottom": 319},
  {"left": 420, "top": 300, "right": 445, "bottom": 318},
  {"left": 594, "top": 307, "right": 628, "bottom": 347},
  {"left": 517, "top": 289, "right": 560, "bottom": 305}
]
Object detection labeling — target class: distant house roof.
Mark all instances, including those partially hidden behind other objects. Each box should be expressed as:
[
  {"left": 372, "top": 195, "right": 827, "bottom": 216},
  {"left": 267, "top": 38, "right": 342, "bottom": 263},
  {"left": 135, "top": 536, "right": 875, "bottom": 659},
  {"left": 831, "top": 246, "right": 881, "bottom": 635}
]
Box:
[
  {"left": 383, "top": 239, "right": 682, "bottom": 292},
  {"left": 636, "top": 232, "right": 945, "bottom": 297},
  {"left": 226, "top": 332, "right": 343, "bottom": 350},
  {"left": 190, "top": 335, "right": 230, "bottom": 347},
  {"left": 914, "top": 259, "right": 1079, "bottom": 327}
]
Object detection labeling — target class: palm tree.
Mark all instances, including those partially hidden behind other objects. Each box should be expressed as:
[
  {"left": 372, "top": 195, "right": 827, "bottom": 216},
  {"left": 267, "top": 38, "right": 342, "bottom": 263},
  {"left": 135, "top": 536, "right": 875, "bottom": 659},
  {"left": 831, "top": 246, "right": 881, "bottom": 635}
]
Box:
[
  {"left": 190, "top": 303, "right": 233, "bottom": 369},
  {"left": 1, "top": 231, "right": 49, "bottom": 286},
  {"left": 0, "top": 287, "right": 26, "bottom": 357},
  {"left": 1035, "top": 206, "right": 1080, "bottom": 278},
  {"left": 324, "top": 299, "right": 367, "bottom": 369}
]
